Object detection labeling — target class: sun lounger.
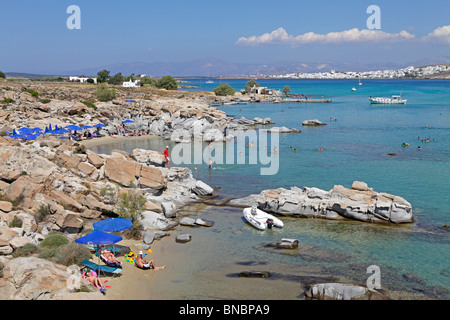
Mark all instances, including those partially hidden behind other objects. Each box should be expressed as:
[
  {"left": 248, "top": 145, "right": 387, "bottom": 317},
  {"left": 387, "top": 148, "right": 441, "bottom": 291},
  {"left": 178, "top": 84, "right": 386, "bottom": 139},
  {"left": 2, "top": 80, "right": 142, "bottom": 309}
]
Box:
[
  {"left": 81, "top": 260, "right": 122, "bottom": 276},
  {"left": 100, "top": 254, "right": 122, "bottom": 268}
]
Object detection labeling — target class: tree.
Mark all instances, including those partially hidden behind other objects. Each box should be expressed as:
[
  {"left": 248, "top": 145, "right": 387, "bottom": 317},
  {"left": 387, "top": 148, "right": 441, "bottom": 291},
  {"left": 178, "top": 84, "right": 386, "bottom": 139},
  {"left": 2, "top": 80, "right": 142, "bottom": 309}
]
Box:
[
  {"left": 213, "top": 83, "right": 235, "bottom": 96},
  {"left": 245, "top": 79, "right": 260, "bottom": 93},
  {"left": 108, "top": 72, "right": 124, "bottom": 85},
  {"left": 156, "top": 75, "right": 178, "bottom": 90},
  {"left": 139, "top": 76, "right": 157, "bottom": 87},
  {"left": 0, "top": 71, "right": 5, "bottom": 79},
  {"left": 96, "top": 69, "right": 110, "bottom": 83},
  {"left": 86, "top": 78, "right": 95, "bottom": 84},
  {"left": 282, "top": 85, "right": 291, "bottom": 96}
]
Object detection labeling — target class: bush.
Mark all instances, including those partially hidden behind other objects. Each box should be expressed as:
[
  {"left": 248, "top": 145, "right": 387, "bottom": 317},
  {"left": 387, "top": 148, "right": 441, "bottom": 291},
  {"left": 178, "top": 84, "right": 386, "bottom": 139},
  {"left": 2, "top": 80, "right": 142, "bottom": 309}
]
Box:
[
  {"left": 213, "top": 83, "right": 235, "bottom": 96},
  {"left": 12, "top": 243, "right": 39, "bottom": 258},
  {"left": 1, "top": 98, "right": 14, "bottom": 104},
  {"left": 25, "top": 89, "right": 39, "bottom": 97},
  {"left": 95, "top": 84, "right": 116, "bottom": 102},
  {"left": 40, "top": 98, "right": 51, "bottom": 104},
  {"left": 52, "top": 242, "right": 92, "bottom": 266},
  {"left": 115, "top": 191, "right": 146, "bottom": 239},
  {"left": 40, "top": 232, "right": 69, "bottom": 249},
  {"left": 0, "top": 71, "right": 5, "bottom": 79},
  {"left": 156, "top": 75, "right": 178, "bottom": 90},
  {"left": 81, "top": 100, "right": 97, "bottom": 110}
]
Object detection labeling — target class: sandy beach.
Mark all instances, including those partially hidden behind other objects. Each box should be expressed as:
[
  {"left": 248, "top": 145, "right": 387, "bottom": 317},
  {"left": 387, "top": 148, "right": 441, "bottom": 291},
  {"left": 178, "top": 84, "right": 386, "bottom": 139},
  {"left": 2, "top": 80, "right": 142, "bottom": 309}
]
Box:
[{"left": 80, "top": 134, "right": 162, "bottom": 149}]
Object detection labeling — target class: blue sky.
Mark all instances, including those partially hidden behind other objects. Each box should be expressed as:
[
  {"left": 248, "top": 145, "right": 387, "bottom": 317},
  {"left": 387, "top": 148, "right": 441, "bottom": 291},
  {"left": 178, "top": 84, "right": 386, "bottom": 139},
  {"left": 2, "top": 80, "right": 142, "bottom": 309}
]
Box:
[{"left": 1, "top": 0, "right": 449, "bottom": 73}]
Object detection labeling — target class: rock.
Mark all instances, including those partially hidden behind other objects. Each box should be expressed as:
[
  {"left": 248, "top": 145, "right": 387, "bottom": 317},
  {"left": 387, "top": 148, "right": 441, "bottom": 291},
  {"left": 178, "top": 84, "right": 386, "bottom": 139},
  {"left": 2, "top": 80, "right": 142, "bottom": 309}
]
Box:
[
  {"left": 104, "top": 158, "right": 140, "bottom": 187},
  {"left": 277, "top": 238, "right": 299, "bottom": 249},
  {"left": 139, "top": 165, "right": 167, "bottom": 190},
  {"left": 302, "top": 119, "right": 327, "bottom": 126},
  {"left": 179, "top": 217, "right": 196, "bottom": 226},
  {"left": 0, "top": 257, "right": 104, "bottom": 300},
  {"left": 132, "top": 149, "right": 166, "bottom": 167},
  {"left": 77, "top": 162, "right": 96, "bottom": 176},
  {"left": 0, "top": 201, "right": 13, "bottom": 213},
  {"left": 55, "top": 210, "right": 84, "bottom": 232},
  {"left": 142, "top": 230, "right": 155, "bottom": 244},
  {"left": 140, "top": 211, "right": 177, "bottom": 230},
  {"left": 195, "top": 218, "right": 213, "bottom": 227},
  {"left": 49, "top": 190, "right": 84, "bottom": 212},
  {"left": 351, "top": 181, "right": 372, "bottom": 192},
  {"left": 175, "top": 233, "right": 191, "bottom": 243},
  {"left": 86, "top": 150, "right": 104, "bottom": 169},
  {"left": 192, "top": 180, "right": 213, "bottom": 196},
  {"left": 305, "top": 283, "right": 387, "bottom": 300},
  {"left": 231, "top": 181, "right": 413, "bottom": 224},
  {"left": 239, "top": 271, "right": 271, "bottom": 278},
  {"left": 161, "top": 202, "right": 176, "bottom": 218}
]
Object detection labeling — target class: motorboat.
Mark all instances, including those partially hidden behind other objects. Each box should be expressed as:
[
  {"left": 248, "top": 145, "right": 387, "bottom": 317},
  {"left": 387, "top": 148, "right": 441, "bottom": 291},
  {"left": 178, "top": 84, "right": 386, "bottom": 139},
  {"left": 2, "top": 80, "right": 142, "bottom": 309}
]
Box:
[
  {"left": 369, "top": 95, "right": 407, "bottom": 104},
  {"left": 243, "top": 206, "right": 284, "bottom": 230}
]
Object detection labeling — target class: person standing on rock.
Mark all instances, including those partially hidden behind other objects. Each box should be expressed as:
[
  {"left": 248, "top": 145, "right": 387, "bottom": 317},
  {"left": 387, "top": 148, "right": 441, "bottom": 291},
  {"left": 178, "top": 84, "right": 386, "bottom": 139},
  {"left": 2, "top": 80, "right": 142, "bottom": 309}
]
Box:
[{"left": 164, "top": 146, "right": 170, "bottom": 168}]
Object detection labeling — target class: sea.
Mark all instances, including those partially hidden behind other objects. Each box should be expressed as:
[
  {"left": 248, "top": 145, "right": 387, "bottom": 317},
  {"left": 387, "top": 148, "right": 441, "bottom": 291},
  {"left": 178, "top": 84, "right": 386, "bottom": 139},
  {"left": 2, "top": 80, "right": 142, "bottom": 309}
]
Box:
[{"left": 89, "top": 78, "right": 450, "bottom": 300}]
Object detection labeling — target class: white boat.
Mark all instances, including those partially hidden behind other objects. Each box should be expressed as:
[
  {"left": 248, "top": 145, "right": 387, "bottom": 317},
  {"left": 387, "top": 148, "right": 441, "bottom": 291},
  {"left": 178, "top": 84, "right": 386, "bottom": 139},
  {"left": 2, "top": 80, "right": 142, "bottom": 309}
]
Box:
[
  {"left": 351, "top": 87, "right": 356, "bottom": 91},
  {"left": 358, "top": 77, "right": 362, "bottom": 86},
  {"left": 206, "top": 80, "right": 214, "bottom": 84},
  {"left": 369, "top": 95, "right": 407, "bottom": 104},
  {"left": 243, "top": 206, "right": 284, "bottom": 230}
]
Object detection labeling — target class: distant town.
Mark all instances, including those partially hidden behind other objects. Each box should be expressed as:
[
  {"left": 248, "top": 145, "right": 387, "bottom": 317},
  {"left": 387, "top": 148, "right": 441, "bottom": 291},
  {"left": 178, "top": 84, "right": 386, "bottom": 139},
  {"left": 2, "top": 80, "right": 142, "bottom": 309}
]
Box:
[{"left": 265, "top": 64, "right": 450, "bottom": 80}]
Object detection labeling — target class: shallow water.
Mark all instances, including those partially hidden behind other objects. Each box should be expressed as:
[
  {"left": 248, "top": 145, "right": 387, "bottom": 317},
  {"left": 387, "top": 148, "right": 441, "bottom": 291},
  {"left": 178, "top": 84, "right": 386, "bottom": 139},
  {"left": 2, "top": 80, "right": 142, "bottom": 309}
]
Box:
[{"left": 90, "top": 79, "right": 450, "bottom": 299}]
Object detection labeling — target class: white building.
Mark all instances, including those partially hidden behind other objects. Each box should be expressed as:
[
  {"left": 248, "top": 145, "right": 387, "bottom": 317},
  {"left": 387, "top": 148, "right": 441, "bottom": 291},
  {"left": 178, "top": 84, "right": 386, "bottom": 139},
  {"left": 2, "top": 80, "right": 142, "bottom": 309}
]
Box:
[
  {"left": 68, "top": 76, "right": 97, "bottom": 84},
  {"left": 122, "top": 79, "right": 140, "bottom": 87}
]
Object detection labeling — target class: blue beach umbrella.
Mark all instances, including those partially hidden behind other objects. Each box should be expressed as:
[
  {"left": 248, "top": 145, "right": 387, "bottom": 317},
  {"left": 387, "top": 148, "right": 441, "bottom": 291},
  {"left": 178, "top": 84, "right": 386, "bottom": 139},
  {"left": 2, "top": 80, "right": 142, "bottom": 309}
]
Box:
[
  {"left": 122, "top": 120, "right": 134, "bottom": 123},
  {"left": 75, "top": 231, "right": 123, "bottom": 274},
  {"left": 93, "top": 123, "right": 106, "bottom": 128},
  {"left": 66, "top": 125, "right": 81, "bottom": 131},
  {"left": 80, "top": 125, "right": 93, "bottom": 129},
  {"left": 93, "top": 218, "right": 133, "bottom": 233},
  {"left": 93, "top": 218, "right": 132, "bottom": 254}
]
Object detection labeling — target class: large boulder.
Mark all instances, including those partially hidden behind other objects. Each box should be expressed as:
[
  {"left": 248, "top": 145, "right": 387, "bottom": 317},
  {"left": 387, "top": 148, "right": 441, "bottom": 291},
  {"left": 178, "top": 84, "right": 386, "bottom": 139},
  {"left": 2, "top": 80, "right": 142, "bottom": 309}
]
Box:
[
  {"left": 230, "top": 182, "right": 413, "bottom": 224},
  {"left": 0, "top": 257, "right": 104, "bottom": 300},
  {"left": 104, "top": 158, "right": 140, "bottom": 187}
]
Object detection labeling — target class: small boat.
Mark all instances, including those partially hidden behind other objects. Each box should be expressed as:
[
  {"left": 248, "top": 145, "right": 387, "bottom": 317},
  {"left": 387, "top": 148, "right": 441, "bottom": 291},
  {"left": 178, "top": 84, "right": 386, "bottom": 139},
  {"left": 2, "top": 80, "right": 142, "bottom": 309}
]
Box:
[
  {"left": 351, "top": 87, "right": 357, "bottom": 91},
  {"left": 206, "top": 80, "right": 214, "bottom": 84},
  {"left": 243, "top": 206, "right": 284, "bottom": 230},
  {"left": 369, "top": 95, "right": 407, "bottom": 104}
]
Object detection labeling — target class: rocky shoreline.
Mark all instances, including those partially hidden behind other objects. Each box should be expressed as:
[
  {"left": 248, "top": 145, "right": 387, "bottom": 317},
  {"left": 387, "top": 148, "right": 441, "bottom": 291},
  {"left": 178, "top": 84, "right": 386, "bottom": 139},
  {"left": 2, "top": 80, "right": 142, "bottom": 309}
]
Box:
[{"left": 0, "top": 82, "right": 416, "bottom": 300}]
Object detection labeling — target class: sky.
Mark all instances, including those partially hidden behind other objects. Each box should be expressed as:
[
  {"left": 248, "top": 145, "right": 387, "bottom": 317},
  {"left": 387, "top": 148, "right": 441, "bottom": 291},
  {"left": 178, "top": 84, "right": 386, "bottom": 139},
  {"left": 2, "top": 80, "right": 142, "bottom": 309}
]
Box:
[{"left": 0, "top": 0, "right": 449, "bottom": 74}]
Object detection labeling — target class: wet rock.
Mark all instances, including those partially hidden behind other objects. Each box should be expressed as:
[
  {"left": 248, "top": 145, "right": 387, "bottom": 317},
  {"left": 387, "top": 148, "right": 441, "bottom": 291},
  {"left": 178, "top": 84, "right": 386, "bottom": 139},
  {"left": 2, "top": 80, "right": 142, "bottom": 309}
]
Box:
[
  {"left": 239, "top": 271, "right": 271, "bottom": 278},
  {"left": 175, "top": 233, "right": 191, "bottom": 243}
]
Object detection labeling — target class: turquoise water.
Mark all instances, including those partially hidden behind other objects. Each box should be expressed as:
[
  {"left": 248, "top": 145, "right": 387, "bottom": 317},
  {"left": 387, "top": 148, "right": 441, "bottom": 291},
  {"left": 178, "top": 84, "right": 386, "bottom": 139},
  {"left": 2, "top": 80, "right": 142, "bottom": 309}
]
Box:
[{"left": 91, "top": 79, "right": 450, "bottom": 298}]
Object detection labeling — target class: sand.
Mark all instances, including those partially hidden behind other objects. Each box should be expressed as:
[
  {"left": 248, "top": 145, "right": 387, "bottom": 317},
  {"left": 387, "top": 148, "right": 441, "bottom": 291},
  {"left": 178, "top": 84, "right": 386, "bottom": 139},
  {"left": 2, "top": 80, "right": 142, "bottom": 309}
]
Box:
[{"left": 80, "top": 134, "right": 161, "bottom": 149}]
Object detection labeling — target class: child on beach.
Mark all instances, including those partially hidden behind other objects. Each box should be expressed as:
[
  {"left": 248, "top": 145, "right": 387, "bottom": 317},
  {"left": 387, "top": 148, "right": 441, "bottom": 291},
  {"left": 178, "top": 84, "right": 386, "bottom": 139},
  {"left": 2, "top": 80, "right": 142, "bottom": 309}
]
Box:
[{"left": 164, "top": 146, "right": 170, "bottom": 168}]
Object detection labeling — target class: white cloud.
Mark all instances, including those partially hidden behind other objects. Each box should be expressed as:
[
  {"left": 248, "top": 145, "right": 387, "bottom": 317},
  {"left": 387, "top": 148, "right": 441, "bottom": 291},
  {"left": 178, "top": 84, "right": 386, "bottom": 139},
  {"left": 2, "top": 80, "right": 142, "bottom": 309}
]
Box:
[
  {"left": 424, "top": 25, "right": 450, "bottom": 43},
  {"left": 236, "top": 27, "right": 415, "bottom": 46}
]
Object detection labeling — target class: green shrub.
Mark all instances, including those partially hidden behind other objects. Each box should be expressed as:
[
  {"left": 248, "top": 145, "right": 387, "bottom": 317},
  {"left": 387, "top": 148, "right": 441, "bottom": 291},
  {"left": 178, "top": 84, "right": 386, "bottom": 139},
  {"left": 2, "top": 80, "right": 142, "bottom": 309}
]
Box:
[
  {"left": 9, "top": 216, "right": 22, "bottom": 228},
  {"left": 25, "top": 89, "right": 39, "bottom": 97},
  {"left": 73, "top": 144, "right": 87, "bottom": 154},
  {"left": 40, "top": 232, "right": 69, "bottom": 249},
  {"left": 12, "top": 243, "right": 39, "bottom": 258},
  {"left": 95, "top": 84, "right": 116, "bottom": 102},
  {"left": 213, "top": 83, "right": 235, "bottom": 96},
  {"left": 81, "top": 101, "right": 97, "bottom": 110},
  {"left": 52, "top": 242, "right": 92, "bottom": 266},
  {"left": 40, "top": 98, "right": 51, "bottom": 104},
  {"left": 156, "top": 75, "right": 178, "bottom": 90},
  {"left": 1, "top": 98, "right": 14, "bottom": 104}
]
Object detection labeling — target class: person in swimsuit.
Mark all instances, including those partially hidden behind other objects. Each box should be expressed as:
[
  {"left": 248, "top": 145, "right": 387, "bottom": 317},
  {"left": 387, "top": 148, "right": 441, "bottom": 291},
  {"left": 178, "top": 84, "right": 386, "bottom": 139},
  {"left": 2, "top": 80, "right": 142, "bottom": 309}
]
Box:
[
  {"left": 135, "top": 251, "right": 166, "bottom": 270},
  {"left": 82, "top": 269, "right": 106, "bottom": 294}
]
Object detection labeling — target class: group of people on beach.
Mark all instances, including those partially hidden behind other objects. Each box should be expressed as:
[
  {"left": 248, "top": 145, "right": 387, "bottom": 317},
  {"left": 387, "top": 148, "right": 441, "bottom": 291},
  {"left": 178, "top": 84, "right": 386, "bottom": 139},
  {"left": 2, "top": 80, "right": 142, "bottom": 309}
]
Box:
[
  {"left": 81, "top": 246, "right": 166, "bottom": 295},
  {"left": 108, "top": 124, "right": 148, "bottom": 138}
]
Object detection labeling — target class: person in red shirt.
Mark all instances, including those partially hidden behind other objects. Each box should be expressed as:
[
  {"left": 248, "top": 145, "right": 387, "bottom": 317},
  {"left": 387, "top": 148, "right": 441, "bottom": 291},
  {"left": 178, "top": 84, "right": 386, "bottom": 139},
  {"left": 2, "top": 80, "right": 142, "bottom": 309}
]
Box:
[{"left": 164, "top": 146, "right": 170, "bottom": 168}]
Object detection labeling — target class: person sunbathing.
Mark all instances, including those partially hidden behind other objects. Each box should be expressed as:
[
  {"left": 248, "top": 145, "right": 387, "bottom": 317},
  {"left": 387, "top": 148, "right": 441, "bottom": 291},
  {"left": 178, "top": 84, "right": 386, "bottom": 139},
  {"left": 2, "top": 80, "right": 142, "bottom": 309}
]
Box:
[
  {"left": 135, "top": 251, "right": 166, "bottom": 270},
  {"left": 100, "top": 249, "right": 122, "bottom": 267},
  {"left": 82, "top": 269, "right": 106, "bottom": 294}
]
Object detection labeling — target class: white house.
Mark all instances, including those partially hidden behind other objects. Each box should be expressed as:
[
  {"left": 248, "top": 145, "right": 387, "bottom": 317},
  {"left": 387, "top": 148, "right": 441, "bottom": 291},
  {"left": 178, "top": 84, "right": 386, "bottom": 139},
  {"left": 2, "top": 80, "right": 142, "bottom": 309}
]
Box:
[
  {"left": 122, "top": 79, "right": 140, "bottom": 88},
  {"left": 68, "top": 76, "right": 97, "bottom": 84}
]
